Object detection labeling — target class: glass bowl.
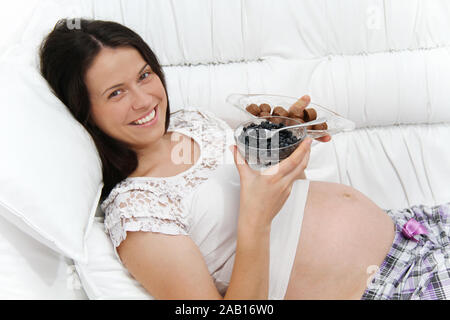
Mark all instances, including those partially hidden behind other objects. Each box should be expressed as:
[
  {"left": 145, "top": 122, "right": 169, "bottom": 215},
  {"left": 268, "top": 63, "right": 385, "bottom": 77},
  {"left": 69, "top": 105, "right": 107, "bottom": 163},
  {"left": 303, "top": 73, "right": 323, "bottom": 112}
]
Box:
[
  {"left": 226, "top": 93, "right": 355, "bottom": 139},
  {"left": 234, "top": 116, "right": 307, "bottom": 170}
]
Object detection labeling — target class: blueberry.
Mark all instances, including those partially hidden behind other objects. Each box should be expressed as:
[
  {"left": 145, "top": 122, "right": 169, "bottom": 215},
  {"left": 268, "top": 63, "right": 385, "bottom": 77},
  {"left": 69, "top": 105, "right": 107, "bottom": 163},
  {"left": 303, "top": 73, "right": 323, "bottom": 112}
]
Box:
[
  {"left": 242, "top": 122, "right": 301, "bottom": 155},
  {"left": 262, "top": 121, "right": 271, "bottom": 129}
]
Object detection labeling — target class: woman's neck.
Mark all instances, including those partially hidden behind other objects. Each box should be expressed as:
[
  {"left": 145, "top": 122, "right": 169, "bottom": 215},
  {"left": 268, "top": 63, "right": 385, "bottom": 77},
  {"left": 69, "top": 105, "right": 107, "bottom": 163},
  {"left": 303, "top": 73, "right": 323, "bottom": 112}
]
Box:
[{"left": 130, "top": 132, "right": 174, "bottom": 177}]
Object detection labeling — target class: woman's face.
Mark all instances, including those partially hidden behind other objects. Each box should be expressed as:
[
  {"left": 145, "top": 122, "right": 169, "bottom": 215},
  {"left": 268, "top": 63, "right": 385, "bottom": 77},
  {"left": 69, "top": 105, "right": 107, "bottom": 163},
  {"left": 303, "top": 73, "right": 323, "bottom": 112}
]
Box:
[{"left": 85, "top": 46, "right": 168, "bottom": 150}]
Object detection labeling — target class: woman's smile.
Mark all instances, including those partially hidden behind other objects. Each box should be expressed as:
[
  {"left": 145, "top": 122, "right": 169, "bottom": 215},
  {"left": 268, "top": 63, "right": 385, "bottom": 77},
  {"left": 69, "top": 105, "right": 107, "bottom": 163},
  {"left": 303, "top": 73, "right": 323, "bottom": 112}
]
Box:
[{"left": 130, "top": 105, "right": 159, "bottom": 127}]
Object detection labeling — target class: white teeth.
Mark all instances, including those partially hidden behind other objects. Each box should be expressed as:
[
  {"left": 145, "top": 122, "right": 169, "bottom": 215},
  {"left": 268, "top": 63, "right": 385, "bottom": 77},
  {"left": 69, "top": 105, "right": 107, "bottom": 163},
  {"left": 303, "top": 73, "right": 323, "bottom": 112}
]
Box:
[{"left": 133, "top": 109, "right": 156, "bottom": 125}]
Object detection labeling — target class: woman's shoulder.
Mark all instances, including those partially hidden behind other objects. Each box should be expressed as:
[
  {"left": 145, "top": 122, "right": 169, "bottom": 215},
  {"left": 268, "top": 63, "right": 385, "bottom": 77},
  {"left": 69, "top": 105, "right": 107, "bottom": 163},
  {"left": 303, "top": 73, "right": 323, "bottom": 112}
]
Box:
[
  {"left": 100, "top": 178, "right": 191, "bottom": 247},
  {"left": 169, "top": 107, "right": 232, "bottom": 132},
  {"left": 100, "top": 178, "right": 173, "bottom": 213},
  {"left": 100, "top": 171, "right": 202, "bottom": 215}
]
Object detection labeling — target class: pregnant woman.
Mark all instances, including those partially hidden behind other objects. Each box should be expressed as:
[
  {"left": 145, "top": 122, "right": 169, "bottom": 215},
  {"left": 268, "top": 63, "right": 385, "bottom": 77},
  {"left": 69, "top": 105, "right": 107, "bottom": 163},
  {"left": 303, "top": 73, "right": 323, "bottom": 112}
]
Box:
[{"left": 39, "top": 18, "right": 450, "bottom": 300}]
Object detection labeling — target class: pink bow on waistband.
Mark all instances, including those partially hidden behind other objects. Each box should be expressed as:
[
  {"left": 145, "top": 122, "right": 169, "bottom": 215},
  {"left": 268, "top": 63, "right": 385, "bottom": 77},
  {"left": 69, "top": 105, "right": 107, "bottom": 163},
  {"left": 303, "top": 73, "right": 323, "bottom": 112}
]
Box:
[{"left": 401, "top": 218, "right": 428, "bottom": 242}]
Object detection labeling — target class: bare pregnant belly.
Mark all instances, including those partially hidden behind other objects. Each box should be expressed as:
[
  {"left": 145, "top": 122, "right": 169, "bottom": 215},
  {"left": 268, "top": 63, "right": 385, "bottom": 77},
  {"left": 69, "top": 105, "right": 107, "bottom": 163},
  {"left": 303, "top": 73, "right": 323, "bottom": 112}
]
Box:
[{"left": 284, "top": 181, "right": 395, "bottom": 300}]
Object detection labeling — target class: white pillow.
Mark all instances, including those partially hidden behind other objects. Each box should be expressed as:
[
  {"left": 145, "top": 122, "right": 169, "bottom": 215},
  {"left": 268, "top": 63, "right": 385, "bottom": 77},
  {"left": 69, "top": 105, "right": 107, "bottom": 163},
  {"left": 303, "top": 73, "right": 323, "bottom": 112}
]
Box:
[
  {"left": 0, "top": 60, "right": 103, "bottom": 263},
  {"left": 0, "top": 213, "right": 87, "bottom": 299},
  {"left": 75, "top": 218, "right": 152, "bottom": 299}
]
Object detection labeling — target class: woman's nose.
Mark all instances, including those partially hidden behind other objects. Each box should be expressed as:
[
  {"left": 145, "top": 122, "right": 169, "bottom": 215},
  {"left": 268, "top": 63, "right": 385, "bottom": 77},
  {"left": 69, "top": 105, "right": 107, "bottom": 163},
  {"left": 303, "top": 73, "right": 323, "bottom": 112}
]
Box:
[{"left": 131, "top": 87, "right": 153, "bottom": 110}]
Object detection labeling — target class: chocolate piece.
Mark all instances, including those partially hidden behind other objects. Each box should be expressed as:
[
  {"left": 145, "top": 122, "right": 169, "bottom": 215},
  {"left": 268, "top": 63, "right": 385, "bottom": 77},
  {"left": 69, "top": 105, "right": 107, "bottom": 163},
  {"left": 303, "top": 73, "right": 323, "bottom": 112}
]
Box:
[
  {"left": 246, "top": 103, "right": 261, "bottom": 116},
  {"left": 269, "top": 117, "right": 284, "bottom": 125},
  {"left": 272, "top": 106, "right": 289, "bottom": 117},
  {"left": 259, "top": 111, "right": 271, "bottom": 117},
  {"left": 312, "top": 123, "right": 328, "bottom": 130},
  {"left": 259, "top": 103, "right": 271, "bottom": 113},
  {"left": 303, "top": 108, "right": 317, "bottom": 122}
]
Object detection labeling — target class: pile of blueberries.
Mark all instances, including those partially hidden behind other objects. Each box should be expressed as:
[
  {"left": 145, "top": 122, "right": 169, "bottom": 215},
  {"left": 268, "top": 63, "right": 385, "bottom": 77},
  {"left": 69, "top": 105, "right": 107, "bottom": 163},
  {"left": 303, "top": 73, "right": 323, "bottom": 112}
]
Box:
[{"left": 239, "top": 120, "right": 300, "bottom": 149}]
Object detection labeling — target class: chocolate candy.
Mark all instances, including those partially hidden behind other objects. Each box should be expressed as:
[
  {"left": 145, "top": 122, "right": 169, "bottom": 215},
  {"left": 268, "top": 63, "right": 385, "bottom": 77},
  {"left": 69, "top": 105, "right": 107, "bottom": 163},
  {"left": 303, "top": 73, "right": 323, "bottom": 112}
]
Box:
[
  {"left": 259, "top": 103, "right": 271, "bottom": 113},
  {"left": 288, "top": 108, "right": 304, "bottom": 119},
  {"left": 246, "top": 101, "right": 327, "bottom": 132},
  {"left": 272, "top": 106, "right": 289, "bottom": 117},
  {"left": 246, "top": 103, "right": 261, "bottom": 116},
  {"left": 269, "top": 116, "right": 284, "bottom": 125},
  {"left": 303, "top": 108, "right": 317, "bottom": 122}
]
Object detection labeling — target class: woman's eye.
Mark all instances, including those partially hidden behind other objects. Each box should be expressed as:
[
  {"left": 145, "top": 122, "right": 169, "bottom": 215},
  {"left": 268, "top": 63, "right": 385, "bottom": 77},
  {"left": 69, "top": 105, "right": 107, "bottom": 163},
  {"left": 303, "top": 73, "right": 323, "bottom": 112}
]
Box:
[
  {"left": 108, "top": 89, "right": 122, "bottom": 99},
  {"left": 140, "top": 71, "right": 151, "bottom": 81}
]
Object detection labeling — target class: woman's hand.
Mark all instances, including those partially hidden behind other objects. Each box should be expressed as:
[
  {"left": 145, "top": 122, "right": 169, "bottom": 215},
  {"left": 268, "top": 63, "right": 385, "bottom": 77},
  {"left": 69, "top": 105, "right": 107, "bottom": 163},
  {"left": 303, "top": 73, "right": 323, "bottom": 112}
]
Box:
[
  {"left": 230, "top": 137, "right": 313, "bottom": 230},
  {"left": 293, "top": 95, "right": 331, "bottom": 143}
]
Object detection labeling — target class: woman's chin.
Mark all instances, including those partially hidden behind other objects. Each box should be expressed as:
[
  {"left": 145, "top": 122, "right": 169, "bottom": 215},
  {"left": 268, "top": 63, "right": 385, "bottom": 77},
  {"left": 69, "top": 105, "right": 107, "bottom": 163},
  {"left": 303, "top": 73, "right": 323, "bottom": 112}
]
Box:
[{"left": 128, "top": 128, "right": 167, "bottom": 150}]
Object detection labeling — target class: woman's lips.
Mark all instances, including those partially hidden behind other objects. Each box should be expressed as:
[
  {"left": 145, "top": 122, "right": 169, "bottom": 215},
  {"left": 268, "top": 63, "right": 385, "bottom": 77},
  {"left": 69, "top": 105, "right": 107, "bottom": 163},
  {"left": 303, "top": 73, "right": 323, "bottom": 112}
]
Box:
[{"left": 130, "top": 105, "right": 158, "bottom": 127}]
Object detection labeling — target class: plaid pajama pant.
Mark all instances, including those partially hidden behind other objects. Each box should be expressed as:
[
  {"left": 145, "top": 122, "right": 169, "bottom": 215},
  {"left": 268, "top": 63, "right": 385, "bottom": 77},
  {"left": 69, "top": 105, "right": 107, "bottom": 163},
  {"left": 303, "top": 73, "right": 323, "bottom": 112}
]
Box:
[{"left": 361, "top": 202, "right": 450, "bottom": 300}]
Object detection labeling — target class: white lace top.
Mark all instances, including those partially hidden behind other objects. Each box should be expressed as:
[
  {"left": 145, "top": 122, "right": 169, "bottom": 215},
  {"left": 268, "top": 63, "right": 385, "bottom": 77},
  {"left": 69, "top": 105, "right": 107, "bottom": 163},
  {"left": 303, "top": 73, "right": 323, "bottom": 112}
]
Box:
[{"left": 100, "top": 106, "right": 240, "bottom": 294}]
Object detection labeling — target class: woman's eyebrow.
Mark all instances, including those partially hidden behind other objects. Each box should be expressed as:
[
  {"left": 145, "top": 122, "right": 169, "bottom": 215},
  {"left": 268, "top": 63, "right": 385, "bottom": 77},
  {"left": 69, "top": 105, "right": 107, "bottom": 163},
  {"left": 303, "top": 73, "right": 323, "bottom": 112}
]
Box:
[{"left": 101, "top": 63, "right": 149, "bottom": 96}]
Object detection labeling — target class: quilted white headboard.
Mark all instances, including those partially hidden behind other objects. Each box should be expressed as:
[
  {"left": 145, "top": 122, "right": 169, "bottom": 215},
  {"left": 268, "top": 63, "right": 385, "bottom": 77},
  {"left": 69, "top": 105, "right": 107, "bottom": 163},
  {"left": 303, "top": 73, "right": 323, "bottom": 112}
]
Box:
[{"left": 4, "top": 0, "right": 450, "bottom": 211}]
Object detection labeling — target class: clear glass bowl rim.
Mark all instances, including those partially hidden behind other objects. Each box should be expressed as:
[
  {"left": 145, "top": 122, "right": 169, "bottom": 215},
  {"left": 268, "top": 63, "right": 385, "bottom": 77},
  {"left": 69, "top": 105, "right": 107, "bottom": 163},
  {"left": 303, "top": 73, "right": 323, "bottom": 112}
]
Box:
[{"left": 234, "top": 115, "right": 307, "bottom": 151}]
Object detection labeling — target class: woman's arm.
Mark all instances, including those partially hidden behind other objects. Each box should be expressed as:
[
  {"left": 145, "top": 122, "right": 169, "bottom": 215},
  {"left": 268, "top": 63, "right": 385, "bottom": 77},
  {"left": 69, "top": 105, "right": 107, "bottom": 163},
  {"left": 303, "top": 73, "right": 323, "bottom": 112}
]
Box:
[
  {"left": 117, "top": 232, "right": 223, "bottom": 299},
  {"left": 117, "top": 223, "right": 271, "bottom": 300},
  {"left": 223, "top": 219, "right": 271, "bottom": 299}
]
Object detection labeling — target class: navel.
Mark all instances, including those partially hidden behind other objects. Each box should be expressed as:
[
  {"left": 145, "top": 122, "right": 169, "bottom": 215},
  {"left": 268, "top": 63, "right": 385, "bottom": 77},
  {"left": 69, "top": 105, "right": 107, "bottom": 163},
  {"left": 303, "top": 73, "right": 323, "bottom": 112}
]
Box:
[{"left": 343, "top": 192, "right": 352, "bottom": 199}]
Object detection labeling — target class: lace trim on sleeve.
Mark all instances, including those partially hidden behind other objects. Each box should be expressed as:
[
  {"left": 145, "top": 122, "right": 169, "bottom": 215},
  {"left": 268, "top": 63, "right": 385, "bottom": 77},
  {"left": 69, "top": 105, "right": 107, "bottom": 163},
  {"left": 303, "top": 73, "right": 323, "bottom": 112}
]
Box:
[
  {"left": 102, "top": 186, "right": 189, "bottom": 248},
  {"left": 107, "top": 215, "right": 188, "bottom": 249}
]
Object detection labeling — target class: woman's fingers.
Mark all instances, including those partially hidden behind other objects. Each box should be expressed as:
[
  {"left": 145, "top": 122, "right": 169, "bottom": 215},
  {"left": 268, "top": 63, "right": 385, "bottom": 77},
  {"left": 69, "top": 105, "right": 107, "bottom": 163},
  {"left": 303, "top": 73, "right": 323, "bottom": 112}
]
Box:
[
  {"left": 267, "top": 137, "right": 312, "bottom": 177},
  {"left": 289, "top": 95, "right": 311, "bottom": 115},
  {"left": 231, "top": 134, "right": 314, "bottom": 181},
  {"left": 293, "top": 96, "right": 332, "bottom": 144},
  {"left": 285, "top": 143, "right": 311, "bottom": 181},
  {"left": 229, "top": 145, "right": 251, "bottom": 179},
  {"left": 315, "top": 134, "right": 332, "bottom": 143},
  {"left": 300, "top": 94, "right": 311, "bottom": 106},
  {"left": 294, "top": 95, "right": 310, "bottom": 109}
]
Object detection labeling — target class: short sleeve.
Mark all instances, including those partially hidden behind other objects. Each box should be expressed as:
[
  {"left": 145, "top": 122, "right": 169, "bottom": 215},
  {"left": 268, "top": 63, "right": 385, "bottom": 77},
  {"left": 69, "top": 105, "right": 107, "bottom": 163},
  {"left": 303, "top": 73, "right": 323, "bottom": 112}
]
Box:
[{"left": 101, "top": 187, "right": 189, "bottom": 250}]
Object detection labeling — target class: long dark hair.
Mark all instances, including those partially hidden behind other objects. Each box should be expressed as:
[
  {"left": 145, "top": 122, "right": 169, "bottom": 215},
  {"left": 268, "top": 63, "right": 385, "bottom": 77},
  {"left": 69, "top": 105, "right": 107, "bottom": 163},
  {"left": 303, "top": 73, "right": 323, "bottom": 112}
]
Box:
[{"left": 39, "top": 18, "right": 171, "bottom": 202}]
